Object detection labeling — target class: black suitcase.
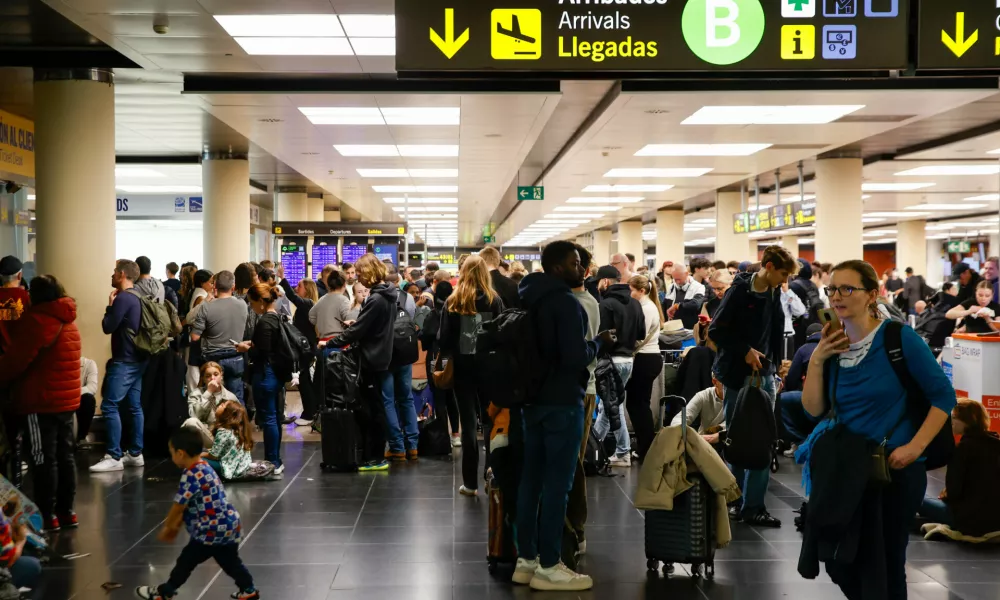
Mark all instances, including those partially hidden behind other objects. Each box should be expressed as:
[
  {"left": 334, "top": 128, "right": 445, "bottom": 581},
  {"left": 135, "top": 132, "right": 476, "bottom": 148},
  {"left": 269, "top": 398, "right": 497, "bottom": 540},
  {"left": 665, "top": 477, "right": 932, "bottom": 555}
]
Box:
[
  {"left": 644, "top": 472, "right": 716, "bottom": 578},
  {"left": 319, "top": 407, "right": 360, "bottom": 472}
]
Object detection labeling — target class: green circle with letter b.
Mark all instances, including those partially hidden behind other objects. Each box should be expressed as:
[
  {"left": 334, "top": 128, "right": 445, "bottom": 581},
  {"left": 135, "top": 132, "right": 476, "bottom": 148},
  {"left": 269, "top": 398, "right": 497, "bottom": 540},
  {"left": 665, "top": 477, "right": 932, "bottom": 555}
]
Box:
[{"left": 682, "top": 0, "right": 765, "bottom": 66}]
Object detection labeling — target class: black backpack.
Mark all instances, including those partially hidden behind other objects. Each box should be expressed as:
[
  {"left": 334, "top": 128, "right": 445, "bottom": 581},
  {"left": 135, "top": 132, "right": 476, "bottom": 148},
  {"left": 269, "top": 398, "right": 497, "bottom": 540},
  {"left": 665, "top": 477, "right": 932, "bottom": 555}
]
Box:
[
  {"left": 475, "top": 308, "right": 545, "bottom": 409},
  {"left": 390, "top": 293, "right": 419, "bottom": 368},
  {"left": 583, "top": 424, "right": 613, "bottom": 477},
  {"left": 723, "top": 377, "right": 778, "bottom": 470},
  {"left": 883, "top": 321, "right": 955, "bottom": 470},
  {"left": 272, "top": 318, "right": 311, "bottom": 383}
]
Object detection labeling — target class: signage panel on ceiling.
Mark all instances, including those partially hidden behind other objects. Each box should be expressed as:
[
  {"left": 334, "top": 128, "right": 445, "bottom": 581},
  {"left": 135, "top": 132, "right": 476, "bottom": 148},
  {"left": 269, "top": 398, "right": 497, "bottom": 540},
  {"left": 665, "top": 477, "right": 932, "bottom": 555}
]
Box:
[
  {"left": 115, "top": 195, "right": 202, "bottom": 219},
  {"left": 732, "top": 200, "right": 815, "bottom": 234},
  {"left": 395, "top": 0, "right": 908, "bottom": 72},
  {"left": 918, "top": 2, "right": 999, "bottom": 69},
  {"left": 272, "top": 222, "right": 408, "bottom": 236}
]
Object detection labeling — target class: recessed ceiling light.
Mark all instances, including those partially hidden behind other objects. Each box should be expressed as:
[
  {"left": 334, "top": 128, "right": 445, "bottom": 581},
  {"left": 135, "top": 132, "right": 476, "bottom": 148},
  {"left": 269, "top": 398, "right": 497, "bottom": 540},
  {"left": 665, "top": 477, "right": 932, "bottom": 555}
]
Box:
[
  {"left": 348, "top": 38, "right": 396, "bottom": 56},
  {"left": 634, "top": 143, "right": 771, "bottom": 157},
  {"left": 338, "top": 14, "right": 395, "bottom": 37},
  {"left": 583, "top": 184, "right": 674, "bottom": 192},
  {"left": 335, "top": 145, "right": 399, "bottom": 156},
  {"left": 964, "top": 194, "right": 1000, "bottom": 201},
  {"left": 604, "top": 168, "right": 713, "bottom": 178},
  {"left": 545, "top": 213, "right": 603, "bottom": 219},
  {"left": 115, "top": 167, "right": 165, "bottom": 178},
  {"left": 215, "top": 14, "right": 345, "bottom": 37},
  {"left": 906, "top": 203, "right": 988, "bottom": 210},
  {"left": 383, "top": 198, "right": 458, "bottom": 204},
  {"left": 895, "top": 165, "right": 1000, "bottom": 177},
  {"left": 861, "top": 183, "right": 936, "bottom": 192},
  {"left": 682, "top": 105, "right": 865, "bottom": 125},
  {"left": 116, "top": 185, "right": 203, "bottom": 193},
  {"left": 566, "top": 197, "right": 643, "bottom": 203},
  {"left": 865, "top": 211, "right": 932, "bottom": 218},
  {"left": 234, "top": 37, "right": 353, "bottom": 55},
  {"left": 553, "top": 206, "right": 622, "bottom": 212},
  {"left": 373, "top": 185, "right": 458, "bottom": 192},
  {"left": 26, "top": 194, "right": 35, "bottom": 200}
]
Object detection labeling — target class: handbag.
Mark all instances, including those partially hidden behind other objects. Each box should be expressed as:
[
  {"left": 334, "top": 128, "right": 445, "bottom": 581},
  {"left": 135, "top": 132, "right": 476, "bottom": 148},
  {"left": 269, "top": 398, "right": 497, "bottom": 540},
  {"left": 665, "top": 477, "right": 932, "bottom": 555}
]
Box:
[
  {"left": 432, "top": 354, "right": 454, "bottom": 390},
  {"left": 829, "top": 362, "right": 903, "bottom": 486}
]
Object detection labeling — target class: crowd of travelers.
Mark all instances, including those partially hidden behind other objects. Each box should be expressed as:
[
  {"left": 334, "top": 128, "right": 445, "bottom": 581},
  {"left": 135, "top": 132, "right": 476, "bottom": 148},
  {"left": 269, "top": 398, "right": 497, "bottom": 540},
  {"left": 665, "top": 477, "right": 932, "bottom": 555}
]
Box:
[{"left": 0, "top": 244, "right": 997, "bottom": 598}]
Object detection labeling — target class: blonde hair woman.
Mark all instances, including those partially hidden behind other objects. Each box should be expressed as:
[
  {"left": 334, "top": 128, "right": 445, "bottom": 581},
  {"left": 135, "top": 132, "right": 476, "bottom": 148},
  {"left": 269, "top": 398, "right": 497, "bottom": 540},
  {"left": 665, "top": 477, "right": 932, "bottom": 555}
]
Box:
[
  {"left": 441, "top": 255, "right": 504, "bottom": 497},
  {"left": 626, "top": 275, "right": 665, "bottom": 461}
]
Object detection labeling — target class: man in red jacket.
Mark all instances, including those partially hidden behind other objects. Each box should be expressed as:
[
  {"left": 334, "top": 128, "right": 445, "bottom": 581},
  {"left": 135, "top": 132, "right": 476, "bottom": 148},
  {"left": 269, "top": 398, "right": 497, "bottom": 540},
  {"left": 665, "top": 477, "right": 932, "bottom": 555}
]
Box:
[{"left": 0, "top": 274, "right": 81, "bottom": 532}]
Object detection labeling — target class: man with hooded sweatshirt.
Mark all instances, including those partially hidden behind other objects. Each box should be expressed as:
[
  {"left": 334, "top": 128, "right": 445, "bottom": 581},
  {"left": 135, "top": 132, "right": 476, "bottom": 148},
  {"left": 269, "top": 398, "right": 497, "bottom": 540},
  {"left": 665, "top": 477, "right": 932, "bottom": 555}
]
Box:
[
  {"left": 592, "top": 265, "right": 645, "bottom": 467},
  {"left": 789, "top": 258, "right": 822, "bottom": 348}
]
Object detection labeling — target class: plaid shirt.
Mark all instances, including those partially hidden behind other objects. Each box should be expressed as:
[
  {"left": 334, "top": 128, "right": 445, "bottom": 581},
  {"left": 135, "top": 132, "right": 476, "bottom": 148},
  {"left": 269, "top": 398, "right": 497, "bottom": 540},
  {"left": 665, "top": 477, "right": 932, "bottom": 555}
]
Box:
[{"left": 174, "top": 461, "right": 241, "bottom": 545}]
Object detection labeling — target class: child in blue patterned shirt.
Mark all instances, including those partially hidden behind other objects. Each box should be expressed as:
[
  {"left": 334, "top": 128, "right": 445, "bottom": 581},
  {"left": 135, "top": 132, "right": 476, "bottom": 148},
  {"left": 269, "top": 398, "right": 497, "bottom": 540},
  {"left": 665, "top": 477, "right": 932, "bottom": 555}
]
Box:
[{"left": 135, "top": 428, "right": 259, "bottom": 600}]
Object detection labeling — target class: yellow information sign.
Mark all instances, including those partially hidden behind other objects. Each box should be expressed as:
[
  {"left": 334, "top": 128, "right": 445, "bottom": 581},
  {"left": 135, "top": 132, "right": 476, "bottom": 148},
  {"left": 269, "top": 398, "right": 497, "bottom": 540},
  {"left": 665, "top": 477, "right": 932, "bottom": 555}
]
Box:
[
  {"left": 430, "top": 8, "right": 470, "bottom": 59},
  {"left": 491, "top": 9, "right": 542, "bottom": 60},
  {"left": 0, "top": 109, "right": 34, "bottom": 180},
  {"left": 780, "top": 24, "right": 815, "bottom": 60}
]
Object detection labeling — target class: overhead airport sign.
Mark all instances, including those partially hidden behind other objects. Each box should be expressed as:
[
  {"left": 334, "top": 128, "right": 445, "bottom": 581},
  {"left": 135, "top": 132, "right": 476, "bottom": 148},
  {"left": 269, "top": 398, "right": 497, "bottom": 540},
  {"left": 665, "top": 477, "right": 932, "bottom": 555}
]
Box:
[
  {"left": 733, "top": 200, "right": 815, "bottom": 234},
  {"left": 395, "top": 0, "right": 908, "bottom": 72},
  {"left": 0, "top": 109, "right": 34, "bottom": 180},
  {"left": 518, "top": 186, "right": 544, "bottom": 200},
  {"left": 918, "top": 2, "right": 1000, "bottom": 69},
  {"left": 273, "top": 222, "right": 408, "bottom": 236}
]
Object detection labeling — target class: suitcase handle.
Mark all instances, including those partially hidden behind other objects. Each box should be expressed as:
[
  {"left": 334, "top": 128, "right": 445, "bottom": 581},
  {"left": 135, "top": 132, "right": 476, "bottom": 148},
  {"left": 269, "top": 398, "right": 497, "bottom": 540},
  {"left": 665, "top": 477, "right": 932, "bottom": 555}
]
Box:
[{"left": 659, "top": 395, "right": 689, "bottom": 447}]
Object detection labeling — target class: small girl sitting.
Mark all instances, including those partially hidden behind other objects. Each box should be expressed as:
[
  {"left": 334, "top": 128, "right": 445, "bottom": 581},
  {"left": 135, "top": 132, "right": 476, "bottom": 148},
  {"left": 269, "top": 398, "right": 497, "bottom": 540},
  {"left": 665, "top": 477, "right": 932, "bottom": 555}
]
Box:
[
  {"left": 203, "top": 400, "right": 254, "bottom": 481},
  {"left": 184, "top": 361, "right": 237, "bottom": 448}
]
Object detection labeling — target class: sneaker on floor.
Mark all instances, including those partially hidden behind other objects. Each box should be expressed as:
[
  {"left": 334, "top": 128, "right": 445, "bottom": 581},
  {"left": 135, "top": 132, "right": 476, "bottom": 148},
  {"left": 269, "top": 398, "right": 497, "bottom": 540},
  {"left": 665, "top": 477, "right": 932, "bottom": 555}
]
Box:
[
  {"left": 282, "top": 415, "right": 297, "bottom": 425},
  {"left": 122, "top": 453, "right": 145, "bottom": 467},
  {"left": 743, "top": 509, "right": 782, "bottom": 528},
  {"left": 529, "top": 562, "right": 593, "bottom": 591},
  {"left": 728, "top": 506, "right": 742, "bottom": 521},
  {"left": 609, "top": 455, "right": 631, "bottom": 468},
  {"left": 783, "top": 444, "right": 799, "bottom": 459},
  {"left": 90, "top": 455, "right": 123, "bottom": 473},
  {"left": 294, "top": 418, "right": 313, "bottom": 427},
  {"left": 57, "top": 512, "right": 78, "bottom": 529},
  {"left": 512, "top": 557, "right": 539, "bottom": 585},
  {"left": 273, "top": 464, "right": 285, "bottom": 476},
  {"left": 230, "top": 589, "right": 260, "bottom": 599},
  {"left": 43, "top": 516, "right": 60, "bottom": 532},
  {"left": 458, "top": 485, "right": 478, "bottom": 497},
  {"left": 451, "top": 436, "right": 462, "bottom": 448},
  {"left": 406, "top": 449, "right": 418, "bottom": 461},
  {"left": 384, "top": 451, "right": 406, "bottom": 462},
  {"left": 134, "top": 585, "right": 168, "bottom": 600},
  {"left": 358, "top": 460, "right": 389, "bottom": 472}
]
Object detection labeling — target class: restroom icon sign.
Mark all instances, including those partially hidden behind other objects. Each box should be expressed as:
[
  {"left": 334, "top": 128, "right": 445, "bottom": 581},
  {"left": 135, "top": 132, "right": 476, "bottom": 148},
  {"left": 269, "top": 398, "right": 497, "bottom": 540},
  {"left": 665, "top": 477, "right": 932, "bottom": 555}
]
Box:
[{"left": 822, "top": 25, "right": 857, "bottom": 59}]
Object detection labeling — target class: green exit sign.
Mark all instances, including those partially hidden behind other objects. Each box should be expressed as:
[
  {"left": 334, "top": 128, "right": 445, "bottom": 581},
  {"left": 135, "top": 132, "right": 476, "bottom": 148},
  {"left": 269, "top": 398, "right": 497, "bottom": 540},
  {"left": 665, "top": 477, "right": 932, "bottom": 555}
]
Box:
[
  {"left": 483, "top": 235, "right": 496, "bottom": 244},
  {"left": 947, "top": 240, "right": 971, "bottom": 253},
  {"left": 518, "top": 186, "right": 544, "bottom": 201}
]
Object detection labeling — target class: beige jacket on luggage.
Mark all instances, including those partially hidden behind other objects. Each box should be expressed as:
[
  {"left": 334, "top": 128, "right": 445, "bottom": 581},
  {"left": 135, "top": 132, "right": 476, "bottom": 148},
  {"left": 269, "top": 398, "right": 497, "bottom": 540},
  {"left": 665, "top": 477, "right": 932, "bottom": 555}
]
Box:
[{"left": 635, "top": 425, "right": 742, "bottom": 548}]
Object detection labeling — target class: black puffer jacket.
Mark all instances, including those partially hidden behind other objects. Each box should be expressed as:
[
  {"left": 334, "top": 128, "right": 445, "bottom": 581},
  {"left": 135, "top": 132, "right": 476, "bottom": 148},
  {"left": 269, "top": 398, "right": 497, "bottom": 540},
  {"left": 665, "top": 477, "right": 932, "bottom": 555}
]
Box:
[
  {"left": 595, "top": 356, "right": 624, "bottom": 432},
  {"left": 328, "top": 282, "right": 397, "bottom": 372},
  {"left": 599, "top": 284, "right": 646, "bottom": 358}
]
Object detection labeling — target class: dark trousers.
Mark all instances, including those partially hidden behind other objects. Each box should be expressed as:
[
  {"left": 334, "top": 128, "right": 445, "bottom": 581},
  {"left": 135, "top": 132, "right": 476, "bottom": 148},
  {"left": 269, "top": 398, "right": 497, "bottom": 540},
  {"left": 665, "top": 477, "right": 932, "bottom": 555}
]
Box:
[
  {"left": 567, "top": 394, "right": 597, "bottom": 541},
  {"left": 454, "top": 357, "right": 488, "bottom": 490},
  {"left": 625, "top": 352, "right": 663, "bottom": 461},
  {"left": 76, "top": 394, "right": 96, "bottom": 441},
  {"left": 426, "top": 351, "right": 459, "bottom": 435},
  {"left": 160, "top": 540, "right": 254, "bottom": 597},
  {"left": 298, "top": 357, "right": 318, "bottom": 421},
  {"left": 357, "top": 370, "right": 389, "bottom": 464},
  {"left": 25, "top": 412, "right": 76, "bottom": 519}
]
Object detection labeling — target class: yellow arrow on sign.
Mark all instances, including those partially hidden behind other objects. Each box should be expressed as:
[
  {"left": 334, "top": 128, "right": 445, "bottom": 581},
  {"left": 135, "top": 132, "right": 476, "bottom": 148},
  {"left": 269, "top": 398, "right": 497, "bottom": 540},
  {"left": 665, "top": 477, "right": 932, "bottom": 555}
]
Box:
[
  {"left": 430, "top": 8, "right": 469, "bottom": 59},
  {"left": 942, "top": 12, "right": 978, "bottom": 58}
]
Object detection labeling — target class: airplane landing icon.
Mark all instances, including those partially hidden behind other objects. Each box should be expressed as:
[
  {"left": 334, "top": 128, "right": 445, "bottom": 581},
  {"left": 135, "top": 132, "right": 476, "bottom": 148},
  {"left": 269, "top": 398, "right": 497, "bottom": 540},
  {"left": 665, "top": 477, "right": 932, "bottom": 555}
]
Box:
[{"left": 491, "top": 9, "right": 542, "bottom": 60}]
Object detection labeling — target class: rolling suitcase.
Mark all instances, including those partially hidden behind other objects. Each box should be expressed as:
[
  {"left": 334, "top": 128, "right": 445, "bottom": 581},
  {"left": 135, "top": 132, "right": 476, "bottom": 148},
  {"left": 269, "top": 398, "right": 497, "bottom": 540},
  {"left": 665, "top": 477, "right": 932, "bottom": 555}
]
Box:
[
  {"left": 644, "top": 400, "right": 716, "bottom": 578},
  {"left": 486, "top": 472, "right": 518, "bottom": 573},
  {"left": 319, "top": 407, "right": 360, "bottom": 472}
]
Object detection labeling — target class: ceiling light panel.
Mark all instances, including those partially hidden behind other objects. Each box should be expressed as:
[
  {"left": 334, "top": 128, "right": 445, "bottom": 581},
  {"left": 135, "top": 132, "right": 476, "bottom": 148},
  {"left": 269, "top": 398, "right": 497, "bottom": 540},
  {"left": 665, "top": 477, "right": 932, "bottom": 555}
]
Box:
[
  {"left": 691, "top": 219, "right": 716, "bottom": 224},
  {"left": 383, "top": 198, "right": 458, "bottom": 204},
  {"left": 215, "top": 15, "right": 344, "bottom": 37},
  {"left": 358, "top": 169, "right": 409, "bottom": 178},
  {"left": 635, "top": 143, "right": 771, "bottom": 156},
  {"left": 566, "top": 197, "right": 643, "bottom": 203},
  {"left": 553, "top": 206, "right": 622, "bottom": 212},
  {"left": 583, "top": 184, "right": 674, "bottom": 192},
  {"left": 338, "top": 15, "right": 395, "bottom": 37},
  {"left": 373, "top": 186, "right": 458, "bottom": 192},
  {"left": 865, "top": 212, "right": 932, "bottom": 218},
  {"left": 895, "top": 165, "right": 1000, "bottom": 177},
  {"left": 234, "top": 37, "right": 353, "bottom": 55},
  {"left": 906, "top": 203, "right": 988, "bottom": 211},
  {"left": 682, "top": 105, "right": 865, "bottom": 125},
  {"left": 390, "top": 206, "right": 458, "bottom": 212},
  {"left": 336, "top": 145, "right": 399, "bottom": 156},
  {"left": 604, "top": 168, "right": 713, "bottom": 178},
  {"left": 545, "top": 213, "right": 603, "bottom": 219},
  {"left": 347, "top": 38, "right": 396, "bottom": 55},
  {"left": 964, "top": 194, "right": 1000, "bottom": 201},
  {"left": 861, "top": 183, "right": 936, "bottom": 192}
]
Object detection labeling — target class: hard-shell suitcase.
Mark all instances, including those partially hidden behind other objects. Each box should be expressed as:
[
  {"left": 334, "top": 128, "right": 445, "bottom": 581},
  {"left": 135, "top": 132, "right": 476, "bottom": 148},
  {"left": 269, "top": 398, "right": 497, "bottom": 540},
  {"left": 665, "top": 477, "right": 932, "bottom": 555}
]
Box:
[
  {"left": 319, "top": 407, "right": 359, "bottom": 472},
  {"left": 486, "top": 472, "right": 517, "bottom": 573}
]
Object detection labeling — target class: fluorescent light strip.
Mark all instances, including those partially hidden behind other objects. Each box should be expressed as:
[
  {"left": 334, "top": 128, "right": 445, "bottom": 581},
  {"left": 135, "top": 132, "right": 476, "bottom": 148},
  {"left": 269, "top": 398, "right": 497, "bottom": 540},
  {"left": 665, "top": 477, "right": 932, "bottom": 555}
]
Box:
[
  {"left": 336, "top": 144, "right": 459, "bottom": 157},
  {"left": 116, "top": 185, "right": 203, "bottom": 193},
  {"left": 383, "top": 198, "right": 457, "bottom": 204},
  {"left": 635, "top": 143, "right": 771, "bottom": 157},
  {"left": 114, "top": 167, "right": 165, "bottom": 178},
  {"left": 604, "top": 168, "right": 713, "bottom": 178},
  {"left": 862, "top": 183, "right": 936, "bottom": 192},
  {"left": 545, "top": 213, "right": 603, "bottom": 219},
  {"left": 964, "top": 194, "right": 1000, "bottom": 201},
  {"left": 865, "top": 212, "right": 932, "bottom": 218},
  {"left": 234, "top": 37, "right": 353, "bottom": 56},
  {"left": 682, "top": 105, "right": 865, "bottom": 125},
  {"left": 691, "top": 219, "right": 716, "bottom": 225},
  {"left": 373, "top": 186, "right": 458, "bottom": 193},
  {"left": 906, "top": 203, "right": 988, "bottom": 211},
  {"left": 583, "top": 184, "right": 674, "bottom": 193},
  {"left": 215, "top": 14, "right": 345, "bottom": 37},
  {"left": 553, "top": 206, "right": 622, "bottom": 212},
  {"left": 895, "top": 165, "right": 1000, "bottom": 177},
  {"left": 566, "top": 197, "right": 643, "bottom": 203}
]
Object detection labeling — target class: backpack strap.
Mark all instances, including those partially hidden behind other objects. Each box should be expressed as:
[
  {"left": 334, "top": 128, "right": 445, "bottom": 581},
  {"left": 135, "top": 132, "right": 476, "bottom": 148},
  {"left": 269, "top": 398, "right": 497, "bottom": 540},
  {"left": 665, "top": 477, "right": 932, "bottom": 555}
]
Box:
[{"left": 882, "top": 320, "right": 926, "bottom": 443}]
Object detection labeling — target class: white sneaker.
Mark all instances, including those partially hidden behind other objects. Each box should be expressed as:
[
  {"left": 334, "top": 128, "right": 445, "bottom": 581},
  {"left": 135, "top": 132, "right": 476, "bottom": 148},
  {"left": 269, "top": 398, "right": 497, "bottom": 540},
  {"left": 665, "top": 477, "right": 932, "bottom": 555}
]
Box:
[
  {"left": 274, "top": 464, "right": 285, "bottom": 475},
  {"left": 530, "top": 562, "right": 593, "bottom": 591},
  {"left": 294, "top": 418, "right": 313, "bottom": 427},
  {"left": 512, "top": 557, "right": 539, "bottom": 585},
  {"left": 122, "top": 454, "right": 145, "bottom": 467},
  {"left": 609, "top": 455, "right": 631, "bottom": 468},
  {"left": 783, "top": 444, "right": 799, "bottom": 459},
  {"left": 451, "top": 436, "right": 462, "bottom": 448},
  {"left": 458, "top": 485, "right": 477, "bottom": 497},
  {"left": 89, "top": 455, "right": 123, "bottom": 473}
]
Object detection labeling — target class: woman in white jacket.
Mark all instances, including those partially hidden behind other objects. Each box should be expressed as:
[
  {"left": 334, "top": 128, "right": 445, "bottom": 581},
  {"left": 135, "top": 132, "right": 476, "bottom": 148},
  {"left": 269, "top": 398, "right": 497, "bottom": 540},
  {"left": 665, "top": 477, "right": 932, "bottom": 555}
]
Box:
[{"left": 183, "top": 361, "right": 237, "bottom": 447}]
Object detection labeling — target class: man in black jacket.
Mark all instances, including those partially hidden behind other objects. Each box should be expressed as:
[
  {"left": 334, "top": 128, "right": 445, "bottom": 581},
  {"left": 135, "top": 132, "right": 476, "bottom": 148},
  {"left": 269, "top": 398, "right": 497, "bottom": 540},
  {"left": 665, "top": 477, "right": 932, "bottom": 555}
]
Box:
[
  {"left": 709, "top": 246, "right": 796, "bottom": 528},
  {"left": 480, "top": 246, "right": 520, "bottom": 310},
  {"left": 789, "top": 259, "right": 821, "bottom": 348},
  {"left": 592, "top": 265, "right": 645, "bottom": 467}
]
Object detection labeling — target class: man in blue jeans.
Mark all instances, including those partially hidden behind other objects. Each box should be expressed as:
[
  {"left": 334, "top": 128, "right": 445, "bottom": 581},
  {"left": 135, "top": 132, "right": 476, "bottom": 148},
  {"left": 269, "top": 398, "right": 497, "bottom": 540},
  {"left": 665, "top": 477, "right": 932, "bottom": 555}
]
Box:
[
  {"left": 379, "top": 364, "right": 420, "bottom": 461},
  {"left": 708, "top": 246, "right": 797, "bottom": 528},
  {"left": 513, "top": 241, "right": 614, "bottom": 592},
  {"left": 91, "top": 260, "right": 148, "bottom": 473}
]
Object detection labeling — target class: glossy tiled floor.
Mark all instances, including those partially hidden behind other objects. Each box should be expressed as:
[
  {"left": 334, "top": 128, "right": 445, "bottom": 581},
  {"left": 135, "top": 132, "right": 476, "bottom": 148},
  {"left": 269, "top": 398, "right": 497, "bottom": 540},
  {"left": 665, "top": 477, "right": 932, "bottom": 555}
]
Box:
[{"left": 29, "top": 437, "right": 1000, "bottom": 600}]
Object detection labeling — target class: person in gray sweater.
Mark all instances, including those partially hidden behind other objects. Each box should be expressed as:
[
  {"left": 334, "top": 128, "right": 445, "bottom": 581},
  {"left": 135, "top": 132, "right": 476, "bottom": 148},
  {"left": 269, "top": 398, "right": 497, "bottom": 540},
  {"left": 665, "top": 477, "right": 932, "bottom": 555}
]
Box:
[
  {"left": 671, "top": 376, "right": 726, "bottom": 446},
  {"left": 309, "top": 270, "right": 351, "bottom": 340}
]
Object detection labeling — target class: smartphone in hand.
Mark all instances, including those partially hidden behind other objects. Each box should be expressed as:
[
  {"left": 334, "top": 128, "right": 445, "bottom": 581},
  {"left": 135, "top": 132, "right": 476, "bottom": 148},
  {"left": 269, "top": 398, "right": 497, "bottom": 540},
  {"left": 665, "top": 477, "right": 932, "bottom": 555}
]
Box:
[{"left": 818, "top": 308, "right": 842, "bottom": 332}]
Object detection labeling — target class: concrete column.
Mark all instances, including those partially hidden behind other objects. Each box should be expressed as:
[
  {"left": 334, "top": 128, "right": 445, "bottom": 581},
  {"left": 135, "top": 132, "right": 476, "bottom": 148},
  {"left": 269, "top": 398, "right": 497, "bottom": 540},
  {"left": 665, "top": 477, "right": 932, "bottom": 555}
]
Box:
[
  {"left": 781, "top": 235, "right": 799, "bottom": 258},
  {"left": 618, "top": 221, "right": 643, "bottom": 269},
  {"left": 896, "top": 220, "right": 927, "bottom": 276},
  {"left": 716, "top": 191, "right": 752, "bottom": 262},
  {"left": 989, "top": 233, "right": 999, "bottom": 259},
  {"left": 815, "top": 158, "right": 863, "bottom": 264},
  {"left": 203, "top": 157, "right": 250, "bottom": 272},
  {"left": 34, "top": 69, "right": 116, "bottom": 374},
  {"left": 324, "top": 210, "right": 341, "bottom": 222},
  {"left": 307, "top": 196, "right": 324, "bottom": 221},
  {"left": 656, "top": 209, "right": 685, "bottom": 268},
  {"left": 275, "top": 191, "right": 307, "bottom": 221},
  {"left": 592, "top": 229, "right": 611, "bottom": 266}
]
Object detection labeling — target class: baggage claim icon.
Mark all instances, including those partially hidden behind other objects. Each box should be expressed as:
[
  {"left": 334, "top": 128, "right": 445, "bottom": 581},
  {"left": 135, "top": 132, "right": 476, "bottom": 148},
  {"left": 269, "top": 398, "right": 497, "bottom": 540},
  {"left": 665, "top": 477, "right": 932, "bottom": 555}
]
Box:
[{"left": 491, "top": 9, "right": 542, "bottom": 60}]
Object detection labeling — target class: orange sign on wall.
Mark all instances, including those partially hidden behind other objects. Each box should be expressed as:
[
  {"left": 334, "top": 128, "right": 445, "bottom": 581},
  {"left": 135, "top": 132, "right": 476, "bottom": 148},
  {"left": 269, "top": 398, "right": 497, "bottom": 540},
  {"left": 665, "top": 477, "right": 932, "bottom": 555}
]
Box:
[{"left": 984, "top": 395, "right": 1000, "bottom": 434}]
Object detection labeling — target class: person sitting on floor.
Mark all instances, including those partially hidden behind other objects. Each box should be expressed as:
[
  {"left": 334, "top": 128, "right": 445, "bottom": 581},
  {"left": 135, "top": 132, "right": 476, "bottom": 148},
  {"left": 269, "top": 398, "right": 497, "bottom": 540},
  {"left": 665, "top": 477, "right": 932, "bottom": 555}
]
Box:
[
  {"left": 918, "top": 399, "right": 1000, "bottom": 537},
  {"left": 670, "top": 376, "right": 725, "bottom": 447},
  {"left": 203, "top": 401, "right": 253, "bottom": 482},
  {"left": 183, "top": 362, "right": 237, "bottom": 448}
]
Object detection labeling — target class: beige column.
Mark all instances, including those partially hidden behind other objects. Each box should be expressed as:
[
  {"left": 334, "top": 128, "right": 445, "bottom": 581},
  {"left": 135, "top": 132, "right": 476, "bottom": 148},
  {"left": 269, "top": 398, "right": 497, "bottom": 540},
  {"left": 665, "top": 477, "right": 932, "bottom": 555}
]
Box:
[
  {"left": 815, "top": 158, "right": 863, "bottom": 264},
  {"left": 34, "top": 69, "right": 116, "bottom": 373},
  {"left": 203, "top": 156, "right": 250, "bottom": 272},
  {"left": 324, "top": 210, "right": 341, "bottom": 222},
  {"left": 989, "top": 233, "right": 999, "bottom": 259},
  {"left": 716, "top": 191, "right": 752, "bottom": 262},
  {"left": 781, "top": 235, "right": 800, "bottom": 258},
  {"left": 592, "top": 229, "right": 612, "bottom": 266},
  {"left": 275, "top": 191, "right": 307, "bottom": 221},
  {"left": 307, "top": 195, "right": 324, "bottom": 221},
  {"left": 896, "top": 220, "right": 927, "bottom": 275},
  {"left": 656, "top": 209, "right": 685, "bottom": 267},
  {"left": 618, "top": 221, "right": 643, "bottom": 268}
]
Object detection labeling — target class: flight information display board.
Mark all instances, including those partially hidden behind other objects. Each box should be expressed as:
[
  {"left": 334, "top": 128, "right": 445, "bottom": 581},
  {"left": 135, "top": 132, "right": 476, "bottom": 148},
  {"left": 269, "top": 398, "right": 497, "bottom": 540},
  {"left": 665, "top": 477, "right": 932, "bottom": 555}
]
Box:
[
  {"left": 396, "top": 0, "right": 908, "bottom": 73},
  {"left": 280, "top": 242, "right": 307, "bottom": 288},
  {"left": 312, "top": 245, "right": 339, "bottom": 271},
  {"left": 341, "top": 243, "right": 368, "bottom": 266},
  {"left": 733, "top": 200, "right": 816, "bottom": 234},
  {"left": 374, "top": 244, "right": 399, "bottom": 266}
]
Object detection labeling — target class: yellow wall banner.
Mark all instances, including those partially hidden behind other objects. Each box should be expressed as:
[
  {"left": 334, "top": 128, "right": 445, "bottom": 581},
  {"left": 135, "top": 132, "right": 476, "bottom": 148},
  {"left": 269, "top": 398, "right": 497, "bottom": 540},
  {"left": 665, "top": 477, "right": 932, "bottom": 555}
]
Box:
[{"left": 0, "top": 109, "right": 34, "bottom": 180}]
